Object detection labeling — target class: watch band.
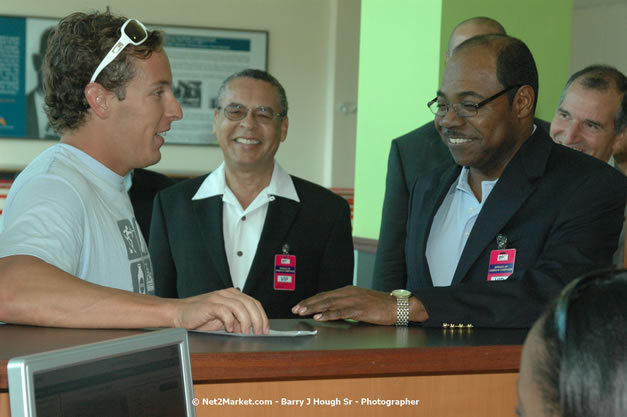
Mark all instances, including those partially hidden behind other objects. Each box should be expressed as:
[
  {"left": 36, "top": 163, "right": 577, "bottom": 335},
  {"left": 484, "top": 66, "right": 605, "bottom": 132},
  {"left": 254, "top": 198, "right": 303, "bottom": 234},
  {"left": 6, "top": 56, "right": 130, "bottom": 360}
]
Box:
[{"left": 395, "top": 296, "right": 409, "bottom": 326}]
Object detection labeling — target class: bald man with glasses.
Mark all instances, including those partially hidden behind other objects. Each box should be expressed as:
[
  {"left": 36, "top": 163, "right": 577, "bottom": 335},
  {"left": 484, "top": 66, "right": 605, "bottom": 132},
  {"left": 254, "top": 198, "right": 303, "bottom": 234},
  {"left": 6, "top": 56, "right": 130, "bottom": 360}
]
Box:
[{"left": 149, "top": 69, "right": 354, "bottom": 318}]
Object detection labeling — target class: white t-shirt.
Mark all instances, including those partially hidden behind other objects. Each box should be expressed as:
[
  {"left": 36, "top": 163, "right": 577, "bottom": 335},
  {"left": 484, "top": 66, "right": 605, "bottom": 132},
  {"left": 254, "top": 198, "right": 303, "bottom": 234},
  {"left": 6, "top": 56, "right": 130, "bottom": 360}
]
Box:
[{"left": 0, "top": 144, "right": 154, "bottom": 294}]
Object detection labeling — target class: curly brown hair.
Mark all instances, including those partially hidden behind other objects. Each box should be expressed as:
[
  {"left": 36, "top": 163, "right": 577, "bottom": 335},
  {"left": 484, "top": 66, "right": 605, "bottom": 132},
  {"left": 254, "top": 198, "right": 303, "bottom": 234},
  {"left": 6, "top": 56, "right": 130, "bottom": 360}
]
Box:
[{"left": 43, "top": 11, "right": 163, "bottom": 133}]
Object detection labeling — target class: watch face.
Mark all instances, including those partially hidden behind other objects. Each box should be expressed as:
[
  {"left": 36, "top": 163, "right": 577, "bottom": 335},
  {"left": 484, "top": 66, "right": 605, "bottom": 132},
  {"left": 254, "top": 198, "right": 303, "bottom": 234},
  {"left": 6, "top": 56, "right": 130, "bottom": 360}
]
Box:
[{"left": 391, "top": 289, "right": 411, "bottom": 298}]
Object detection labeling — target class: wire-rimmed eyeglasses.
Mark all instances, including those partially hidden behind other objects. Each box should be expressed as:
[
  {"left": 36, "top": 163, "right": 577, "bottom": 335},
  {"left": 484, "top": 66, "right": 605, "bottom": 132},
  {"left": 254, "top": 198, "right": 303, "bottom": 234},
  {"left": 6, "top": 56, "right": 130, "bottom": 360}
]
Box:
[
  {"left": 90, "top": 18, "right": 148, "bottom": 84},
  {"left": 427, "top": 85, "right": 521, "bottom": 118},
  {"left": 217, "top": 104, "right": 286, "bottom": 124}
]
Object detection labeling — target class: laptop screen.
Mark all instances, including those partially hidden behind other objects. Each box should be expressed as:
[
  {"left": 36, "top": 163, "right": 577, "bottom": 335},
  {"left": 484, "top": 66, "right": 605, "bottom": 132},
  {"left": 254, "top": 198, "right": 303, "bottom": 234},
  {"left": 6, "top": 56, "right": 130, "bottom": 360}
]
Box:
[{"left": 8, "top": 328, "right": 196, "bottom": 417}]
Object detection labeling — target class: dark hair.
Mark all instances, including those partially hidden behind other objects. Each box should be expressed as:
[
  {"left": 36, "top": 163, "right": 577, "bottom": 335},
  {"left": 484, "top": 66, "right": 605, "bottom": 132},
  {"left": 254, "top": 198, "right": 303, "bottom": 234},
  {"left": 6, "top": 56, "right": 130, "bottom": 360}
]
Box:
[
  {"left": 215, "top": 69, "right": 288, "bottom": 116},
  {"left": 43, "top": 11, "right": 163, "bottom": 133},
  {"left": 536, "top": 269, "right": 627, "bottom": 417},
  {"left": 455, "top": 34, "right": 539, "bottom": 110},
  {"left": 559, "top": 65, "right": 626, "bottom": 135}
]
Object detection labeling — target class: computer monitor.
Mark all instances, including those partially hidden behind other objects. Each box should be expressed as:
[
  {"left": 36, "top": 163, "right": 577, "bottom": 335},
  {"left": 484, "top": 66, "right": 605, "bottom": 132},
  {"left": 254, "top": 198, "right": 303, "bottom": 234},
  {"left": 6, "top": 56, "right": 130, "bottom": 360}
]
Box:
[{"left": 7, "top": 328, "right": 196, "bottom": 417}]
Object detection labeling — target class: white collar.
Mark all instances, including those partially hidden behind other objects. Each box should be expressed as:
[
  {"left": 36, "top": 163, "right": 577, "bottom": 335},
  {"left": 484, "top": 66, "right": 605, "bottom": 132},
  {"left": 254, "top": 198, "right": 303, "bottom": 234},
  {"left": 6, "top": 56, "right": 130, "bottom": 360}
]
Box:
[
  {"left": 192, "top": 161, "right": 299, "bottom": 202},
  {"left": 454, "top": 166, "right": 498, "bottom": 204}
]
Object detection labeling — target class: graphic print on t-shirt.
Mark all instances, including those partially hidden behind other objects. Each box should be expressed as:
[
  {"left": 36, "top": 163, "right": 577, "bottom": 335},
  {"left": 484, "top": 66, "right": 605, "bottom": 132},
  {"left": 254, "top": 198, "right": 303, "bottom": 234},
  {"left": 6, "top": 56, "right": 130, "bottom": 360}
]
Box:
[
  {"left": 139, "top": 258, "right": 155, "bottom": 294},
  {"left": 118, "top": 219, "right": 142, "bottom": 260},
  {"left": 118, "top": 219, "right": 155, "bottom": 295},
  {"left": 130, "top": 260, "right": 155, "bottom": 294}
]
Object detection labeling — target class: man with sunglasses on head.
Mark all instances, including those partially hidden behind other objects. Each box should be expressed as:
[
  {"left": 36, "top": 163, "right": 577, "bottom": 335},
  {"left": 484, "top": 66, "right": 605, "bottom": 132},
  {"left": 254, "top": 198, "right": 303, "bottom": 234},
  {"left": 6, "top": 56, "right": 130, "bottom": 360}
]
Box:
[
  {"left": 293, "top": 35, "right": 626, "bottom": 328},
  {"left": 149, "top": 69, "right": 354, "bottom": 318},
  {"left": 0, "top": 12, "right": 269, "bottom": 334}
]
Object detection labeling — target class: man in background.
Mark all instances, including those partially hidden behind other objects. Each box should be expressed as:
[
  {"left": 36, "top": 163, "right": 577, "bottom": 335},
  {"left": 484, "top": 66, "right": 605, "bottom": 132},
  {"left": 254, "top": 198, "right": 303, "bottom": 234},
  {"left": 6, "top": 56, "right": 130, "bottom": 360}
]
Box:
[
  {"left": 549, "top": 64, "right": 626, "bottom": 266},
  {"left": 550, "top": 65, "right": 626, "bottom": 168}
]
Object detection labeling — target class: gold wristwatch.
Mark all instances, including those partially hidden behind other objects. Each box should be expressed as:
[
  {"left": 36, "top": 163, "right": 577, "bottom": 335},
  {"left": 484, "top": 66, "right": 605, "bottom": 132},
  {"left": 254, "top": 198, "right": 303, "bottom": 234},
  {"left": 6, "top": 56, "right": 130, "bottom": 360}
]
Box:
[{"left": 390, "top": 289, "right": 411, "bottom": 326}]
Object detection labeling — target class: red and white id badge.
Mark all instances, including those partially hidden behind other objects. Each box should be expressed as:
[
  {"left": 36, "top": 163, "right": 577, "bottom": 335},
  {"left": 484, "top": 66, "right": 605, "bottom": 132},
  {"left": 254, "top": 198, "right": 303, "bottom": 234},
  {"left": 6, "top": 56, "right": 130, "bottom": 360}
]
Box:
[
  {"left": 486, "top": 249, "right": 516, "bottom": 281},
  {"left": 274, "top": 254, "right": 296, "bottom": 291}
]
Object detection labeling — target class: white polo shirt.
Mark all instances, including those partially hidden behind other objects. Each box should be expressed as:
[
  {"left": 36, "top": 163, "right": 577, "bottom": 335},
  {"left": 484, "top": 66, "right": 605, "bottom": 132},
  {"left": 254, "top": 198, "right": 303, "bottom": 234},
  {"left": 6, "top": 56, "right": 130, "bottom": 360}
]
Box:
[
  {"left": 426, "top": 167, "right": 498, "bottom": 287},
  {"left": 426, "top": 126, "right": 538, "bottom": 286}
]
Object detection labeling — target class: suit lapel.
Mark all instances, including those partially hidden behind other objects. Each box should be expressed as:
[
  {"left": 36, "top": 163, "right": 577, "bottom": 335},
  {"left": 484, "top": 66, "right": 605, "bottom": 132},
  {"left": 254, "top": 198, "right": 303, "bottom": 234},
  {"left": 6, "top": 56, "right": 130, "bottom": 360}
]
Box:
[
  {"left": 192, "top": 196, "right": 233, "bottom": 288},
  {"left": 411, "top": 164, "right": 461, "bottom": 286},
  {"left": 451, "top": 129, "right": 552, "bottom": 284},
  {"left": 243, "top": 196, "right": 300, "bottom": 293}
]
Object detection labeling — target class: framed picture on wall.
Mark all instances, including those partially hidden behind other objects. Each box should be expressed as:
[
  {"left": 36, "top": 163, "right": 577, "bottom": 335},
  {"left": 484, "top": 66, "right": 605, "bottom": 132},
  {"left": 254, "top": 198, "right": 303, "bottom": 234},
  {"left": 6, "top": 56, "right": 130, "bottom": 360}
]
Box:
[
  {"left": 152, "top": 24, "right": 268, "bottom": 145},
  {"left": 0, "top": 14, "right": 268, "bottom": 145}
]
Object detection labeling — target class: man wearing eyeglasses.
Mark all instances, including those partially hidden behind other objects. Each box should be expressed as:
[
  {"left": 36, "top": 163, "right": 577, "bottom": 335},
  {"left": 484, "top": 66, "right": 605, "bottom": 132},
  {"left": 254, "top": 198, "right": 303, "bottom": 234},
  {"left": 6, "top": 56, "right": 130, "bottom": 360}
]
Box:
[
  {"left": 374, "top": 17, "right": 509, "bottom": 293},
  {"left": 293, "top": 34, "right": 626, "bottom": 328},
  {"left": 374, "top": 17, "right": 554, "bottom": 294},
  {"left": 0, "top": 12, "right": 269, "bottom": 334},
  {"left": 149, "top": 69, "right": 354, "bottom": 318}
]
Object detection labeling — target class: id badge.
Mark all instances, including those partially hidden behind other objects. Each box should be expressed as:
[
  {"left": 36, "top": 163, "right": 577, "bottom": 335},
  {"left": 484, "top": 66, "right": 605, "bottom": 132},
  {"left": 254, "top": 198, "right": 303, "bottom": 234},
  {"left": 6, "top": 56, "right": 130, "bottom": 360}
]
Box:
[
  {"left": 274, "top": 254, "right": 296, "bottom": 291},
  {"left": 486, "top": 249, "right": 516, "bottom": 281}
]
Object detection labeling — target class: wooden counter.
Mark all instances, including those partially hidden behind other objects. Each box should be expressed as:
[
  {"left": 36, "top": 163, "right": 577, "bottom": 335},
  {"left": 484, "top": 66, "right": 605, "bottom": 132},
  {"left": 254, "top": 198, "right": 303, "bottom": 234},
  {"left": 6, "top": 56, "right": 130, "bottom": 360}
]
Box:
[{"left": 1, "top": 320, "right": 527, "bottom": 416}]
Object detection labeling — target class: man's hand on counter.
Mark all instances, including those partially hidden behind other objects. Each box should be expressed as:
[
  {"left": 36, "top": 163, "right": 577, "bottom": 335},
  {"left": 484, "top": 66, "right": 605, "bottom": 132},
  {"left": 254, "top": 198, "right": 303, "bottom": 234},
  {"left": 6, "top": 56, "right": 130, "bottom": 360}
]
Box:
[
  {"left": 173, "top": 287, "right": 270, "bottom": 335},
  {"left": 291, "top": 285, "right": 428, "bottom": 325}
]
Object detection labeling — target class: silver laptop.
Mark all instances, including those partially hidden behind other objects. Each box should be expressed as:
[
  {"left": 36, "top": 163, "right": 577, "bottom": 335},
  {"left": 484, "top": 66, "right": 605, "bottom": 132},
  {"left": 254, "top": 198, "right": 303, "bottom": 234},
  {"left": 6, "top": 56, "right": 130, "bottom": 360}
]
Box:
[{"left": 7, "top": 328, "right": 196, "bottom": 417}]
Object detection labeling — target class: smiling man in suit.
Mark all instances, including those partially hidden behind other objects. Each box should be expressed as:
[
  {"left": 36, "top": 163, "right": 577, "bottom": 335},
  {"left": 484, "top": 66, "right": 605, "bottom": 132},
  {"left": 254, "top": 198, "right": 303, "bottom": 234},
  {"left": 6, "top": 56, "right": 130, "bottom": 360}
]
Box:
[
  {"left": 374, "top": 17, "right": 553, "bottom": 293},
  {"left": 293, "top": 35, "right": 626, "bottom": 328},
  {"left": 374, "top": 17, "right": 506, "bottom": 292},
  {"left": 149, "top": 69, "right": 354, "bottom": 318}
]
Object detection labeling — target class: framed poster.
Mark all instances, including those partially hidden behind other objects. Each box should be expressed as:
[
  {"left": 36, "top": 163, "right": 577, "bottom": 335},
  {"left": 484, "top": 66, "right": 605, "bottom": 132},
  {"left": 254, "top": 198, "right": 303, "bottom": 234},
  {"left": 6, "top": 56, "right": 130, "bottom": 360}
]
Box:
[
  {"left": 153, "top": 24, "right": 268, "bottom": 145},
  {"left": 0, "top": 15, "right": 268, "bottom": 145}
]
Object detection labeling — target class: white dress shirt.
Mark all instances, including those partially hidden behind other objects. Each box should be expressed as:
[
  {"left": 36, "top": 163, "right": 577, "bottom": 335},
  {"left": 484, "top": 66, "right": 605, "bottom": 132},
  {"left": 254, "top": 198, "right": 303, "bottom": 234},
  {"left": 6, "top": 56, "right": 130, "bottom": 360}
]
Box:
[
  {"left": 425, "top": 126, "right": 537, "bottom": 286},
  {"left": 191, "top": 161, "right": 299, "bottom": 289}
]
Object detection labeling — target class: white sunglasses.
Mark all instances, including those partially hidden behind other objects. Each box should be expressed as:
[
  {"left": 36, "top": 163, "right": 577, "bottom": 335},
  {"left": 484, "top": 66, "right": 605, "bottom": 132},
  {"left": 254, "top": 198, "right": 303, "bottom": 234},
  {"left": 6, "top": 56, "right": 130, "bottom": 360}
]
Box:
[{"left": 89, "top": 18, "right": 148, "bottom": 84}]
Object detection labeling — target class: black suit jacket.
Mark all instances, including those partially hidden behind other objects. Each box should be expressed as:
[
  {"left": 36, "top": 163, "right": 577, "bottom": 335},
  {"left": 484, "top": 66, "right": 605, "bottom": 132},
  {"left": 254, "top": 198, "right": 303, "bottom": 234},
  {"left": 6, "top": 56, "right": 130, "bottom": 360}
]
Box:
[
  {"left": 405, "top": 128, "right": 626, "bottom": 327},
  {"left": 149, "top": 174, "right": 354, "bottom": 318},
  {"left": 373, "top": 121, "right": 450, "bottom": 291},
  {"left": 128, "top": 168, "right": 177, "bottom": 243},
  {"left": 374, "top": 119, "right": 552, "bottom": 292}
]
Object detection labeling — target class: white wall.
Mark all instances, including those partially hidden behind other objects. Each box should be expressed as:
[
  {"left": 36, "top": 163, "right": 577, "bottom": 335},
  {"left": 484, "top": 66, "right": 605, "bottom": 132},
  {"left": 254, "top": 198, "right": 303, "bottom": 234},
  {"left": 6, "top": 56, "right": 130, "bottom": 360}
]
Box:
[
  {"left": 0, "top": 0, "right": 360, "bottom": 187},
  {"left": 570, "top": 2, "right": 627, "bottom": 76}
]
